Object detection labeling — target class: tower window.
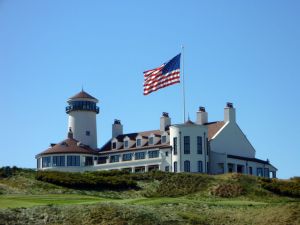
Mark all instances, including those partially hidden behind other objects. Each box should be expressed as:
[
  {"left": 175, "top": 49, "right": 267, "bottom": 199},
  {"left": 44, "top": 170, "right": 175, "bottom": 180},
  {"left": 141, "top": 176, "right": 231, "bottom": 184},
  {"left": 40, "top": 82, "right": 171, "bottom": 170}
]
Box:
[
  {"left": 173, "top": 137, "right": 178, "bottom": 155},
  {"left": 86, "top": 131, "right": 90, "bottom": 136},
  {"left": 184, "top": 136, "right": 190, "bottom": 154},
  {"left": 197, "top": 136, "right": 203, "bottom": 154},
  {"left": 184, "top": 160, "right": 190, "bottom": 172},
  {"left": 197, "top": 161, "right": 203, "bottom": 173}
]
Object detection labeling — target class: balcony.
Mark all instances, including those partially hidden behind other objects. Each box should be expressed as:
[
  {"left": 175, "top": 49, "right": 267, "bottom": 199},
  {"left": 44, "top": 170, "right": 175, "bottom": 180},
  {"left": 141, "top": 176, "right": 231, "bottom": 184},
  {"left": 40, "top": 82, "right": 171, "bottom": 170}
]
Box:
[{"left": 66, "top": 105, "right": 99, "bottom": 114}]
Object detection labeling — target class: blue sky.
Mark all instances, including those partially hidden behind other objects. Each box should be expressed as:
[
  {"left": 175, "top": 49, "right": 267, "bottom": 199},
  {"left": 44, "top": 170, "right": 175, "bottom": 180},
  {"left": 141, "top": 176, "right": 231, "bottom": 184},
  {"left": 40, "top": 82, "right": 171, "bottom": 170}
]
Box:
[{"left": 0, "top": 1, "right": 299, "bottom": 178}]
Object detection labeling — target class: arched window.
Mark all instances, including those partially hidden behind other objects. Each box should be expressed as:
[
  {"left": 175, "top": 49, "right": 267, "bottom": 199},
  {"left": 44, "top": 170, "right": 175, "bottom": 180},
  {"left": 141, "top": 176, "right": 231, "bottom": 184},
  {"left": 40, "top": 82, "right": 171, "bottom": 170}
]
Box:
[
  {"left": 184, "top": 160, "right": 190, "bottom": 172},
  {"left": 174, "top": 161, "right": 177, "bottom": 173}
]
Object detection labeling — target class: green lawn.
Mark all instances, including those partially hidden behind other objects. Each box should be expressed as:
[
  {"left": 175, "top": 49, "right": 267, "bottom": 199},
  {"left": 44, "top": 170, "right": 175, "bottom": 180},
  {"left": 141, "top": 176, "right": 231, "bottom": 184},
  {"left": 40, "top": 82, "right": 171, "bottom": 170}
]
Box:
[
  {"left": 0, "top": 194, "right": 270, "bottom": 209},
  {"left": 0, "top": 194, "right": 105, "bottom": 208}
]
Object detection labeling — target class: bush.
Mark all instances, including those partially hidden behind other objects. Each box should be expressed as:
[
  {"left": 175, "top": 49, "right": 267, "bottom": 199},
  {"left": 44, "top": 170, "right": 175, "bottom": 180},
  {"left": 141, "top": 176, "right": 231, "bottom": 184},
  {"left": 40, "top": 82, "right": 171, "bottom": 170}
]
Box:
[
  {"left": 210, "top": 183, "right": 244, "bottom": 198},
  {"left": 127, "top": 170, "right": 172, "bottom": 181},
  {"left": 36, "top": 171, "right": 138, "bottom": 190},
  {"left": 291, "top": 177, "right": 300, "bottom": 183},
  {"left": 0, "top": 166, "right": 19, "bottom": 178},
  {"left": 260, "top": 178, "right": 300, "bottom": 198},
  {"left": 154, "top": 173, "right": 212, "bottom": 197}
]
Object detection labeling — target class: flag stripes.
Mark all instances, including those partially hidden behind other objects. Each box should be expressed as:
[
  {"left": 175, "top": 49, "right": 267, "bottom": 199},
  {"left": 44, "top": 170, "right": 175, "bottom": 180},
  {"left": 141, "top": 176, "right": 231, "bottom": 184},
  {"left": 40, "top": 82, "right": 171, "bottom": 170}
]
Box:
[{"left": 143, "top": 54, "right": 181, "bottom": 95}]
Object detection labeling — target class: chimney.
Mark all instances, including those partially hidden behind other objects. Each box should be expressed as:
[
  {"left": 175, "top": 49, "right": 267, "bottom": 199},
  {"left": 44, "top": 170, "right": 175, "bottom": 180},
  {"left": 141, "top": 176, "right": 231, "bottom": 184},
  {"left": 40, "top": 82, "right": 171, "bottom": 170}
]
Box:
[
  {"left": 112, "top": 119, "right": 123, "bottom": 138},
  {"left": 196, "top": 106, "right": 208, "bottom": 125},
  {"left": 68, "top": 127, "right": 73, "bottom": 139},
  {"left": 160, "top": 112, "right": 171, "bottom": 131},
  {"left": 224, "top": 102, "right": 236, "bottom": 123}
]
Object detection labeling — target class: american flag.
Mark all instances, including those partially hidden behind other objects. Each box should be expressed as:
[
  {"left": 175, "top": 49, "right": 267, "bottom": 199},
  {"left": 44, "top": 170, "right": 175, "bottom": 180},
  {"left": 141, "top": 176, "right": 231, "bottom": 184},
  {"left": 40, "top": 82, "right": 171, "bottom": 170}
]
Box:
[{"left": 143, "top": 54, "right": 181, "bottom": 95}]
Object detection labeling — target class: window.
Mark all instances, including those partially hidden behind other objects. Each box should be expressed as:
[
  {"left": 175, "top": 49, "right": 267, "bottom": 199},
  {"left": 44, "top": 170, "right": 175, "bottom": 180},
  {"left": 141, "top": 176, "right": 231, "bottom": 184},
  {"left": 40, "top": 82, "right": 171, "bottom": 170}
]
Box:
[
  {"left": 165, "top": 166, "right": 170, "bottom": 172},
  {"left": 122, "top": 153, "right": 132, "bottom": 161},
  {"left": 124, "top": 140, "right": 129, "bottom": 148},
  {"left": 112, "top": 142, "right": 116, "bottom": 149},
  {"left": 67, "top": 155, "right": 80, "bottom": 166},
  {"left": 249, "top": 167, "right": 253, "bottom": 175},
  {"left": 148, "top": 165, "right": 159, "bottom": 172},
  {"left": 197, "top": 136, "right": 202, "bottom": 154},
  {"left": 136, "top": 139, "right": 141, "bottom": 147},
  {"left": 67, "top": 101, "right": 98, "bottom": 113},
  {"left": 207, "top": 162, "right": 209, "bottom": 173},
  {"left": 197, "top": 161, "right": 203, "bottom": 173},
  {"left": 161, "top": 135, "right": 166, "bottom": 143},
  {"left": 257, "top": 168, "right": 263, "bottom": 177},
  {"left": 97, "top": 157, "right": 107, "bottom": 164},
  {"left": 85, "top": 156, "right": 93, "bottom": 166},
  {"left": 135, "top": 166, "right": 145, "bottom": 173},
  {"left": 148, "top": 150, "right": 159, "bottom": 158},
  {"left": 110, "top": 155, "right": 120, "bottom": 163},
  {"left": 53, "top": 156, "right": 65, "bottom": 167},
  {"left": 206, "top": 138, "right": 209, "bottom": 155},
  {"left": 42, "top": 156, "right": 51, "bottom": 168},
  {"left": 135, "top": 152, "right": 145, "bottom": 160},
  {"left": 264, "top": 168, "right": 270, "bottom": 178},
  {"left": 86, "top": 131, "right": 90, "bottom": 136},
  {"left": 184, "top": 136, "right": 190, "bottom": 154},
  {"left": 174, "top": 161, "right": 177, "bottom": 172},
  {"left": 149, "top": 137, "right": 154, "bottom": 145},
  {"left": 173, "top": 137, "right": 178, "bottom": 155},
  {"left": 165, "top": 151, "right": 168, "bottom": 157},
  {"left": 184, "top": 160, "right": 190, "bottom": 172},
  {"left": 37, "top": 159, "right": 40, "bottom": 169}
]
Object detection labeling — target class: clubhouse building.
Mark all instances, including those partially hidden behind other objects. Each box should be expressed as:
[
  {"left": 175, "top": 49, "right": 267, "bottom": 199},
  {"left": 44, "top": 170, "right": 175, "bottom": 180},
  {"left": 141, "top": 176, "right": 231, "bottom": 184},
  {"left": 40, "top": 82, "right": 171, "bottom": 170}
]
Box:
[{"left": 36, "top": 90, "right": 277, "bottom": 178}]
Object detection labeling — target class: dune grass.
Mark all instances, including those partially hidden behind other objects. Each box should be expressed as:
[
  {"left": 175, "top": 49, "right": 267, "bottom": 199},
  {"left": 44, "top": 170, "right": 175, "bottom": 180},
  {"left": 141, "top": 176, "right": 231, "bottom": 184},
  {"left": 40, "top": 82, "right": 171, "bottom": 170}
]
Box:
[{"left": 0, "top": 168, "right": 299, "bottom": 225}]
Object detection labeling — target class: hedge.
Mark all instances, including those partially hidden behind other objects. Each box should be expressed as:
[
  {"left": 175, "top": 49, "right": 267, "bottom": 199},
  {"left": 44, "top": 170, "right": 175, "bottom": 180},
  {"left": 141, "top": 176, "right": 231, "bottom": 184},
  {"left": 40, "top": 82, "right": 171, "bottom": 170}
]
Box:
[{"left": 36, "top": 171, "right": 138, "bottom": 190}]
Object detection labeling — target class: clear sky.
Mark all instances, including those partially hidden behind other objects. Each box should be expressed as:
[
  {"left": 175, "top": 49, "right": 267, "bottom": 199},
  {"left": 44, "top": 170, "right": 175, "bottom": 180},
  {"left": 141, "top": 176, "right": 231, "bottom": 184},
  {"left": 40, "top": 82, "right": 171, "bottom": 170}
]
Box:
[{"left": 1, "top": 1, "right": 299, "bottom": 178}]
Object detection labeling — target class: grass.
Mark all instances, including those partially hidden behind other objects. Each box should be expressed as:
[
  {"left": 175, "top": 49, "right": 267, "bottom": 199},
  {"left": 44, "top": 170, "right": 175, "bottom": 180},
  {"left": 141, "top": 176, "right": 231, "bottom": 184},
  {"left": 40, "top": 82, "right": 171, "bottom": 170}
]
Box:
[
  {"left": 0, "top": 168, "right": 299, "bottom": 225},
  {"left": 0, "top": 194, "right": 105, "bottom": 208}
]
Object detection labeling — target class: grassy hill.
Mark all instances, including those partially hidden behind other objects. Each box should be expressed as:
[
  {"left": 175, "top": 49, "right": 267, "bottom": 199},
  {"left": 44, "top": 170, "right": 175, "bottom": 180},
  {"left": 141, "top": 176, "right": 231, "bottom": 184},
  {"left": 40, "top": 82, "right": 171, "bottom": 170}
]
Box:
[{"left": 0, "top": 167, "right": 299, "bottom": 225}]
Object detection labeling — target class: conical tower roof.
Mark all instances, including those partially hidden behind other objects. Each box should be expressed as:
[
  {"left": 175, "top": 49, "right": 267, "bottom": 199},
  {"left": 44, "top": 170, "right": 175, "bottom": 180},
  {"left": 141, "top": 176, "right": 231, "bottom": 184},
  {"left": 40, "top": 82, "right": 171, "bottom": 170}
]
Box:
[{"left": 69, "top": 90, "right": 98, "bottom": 101}]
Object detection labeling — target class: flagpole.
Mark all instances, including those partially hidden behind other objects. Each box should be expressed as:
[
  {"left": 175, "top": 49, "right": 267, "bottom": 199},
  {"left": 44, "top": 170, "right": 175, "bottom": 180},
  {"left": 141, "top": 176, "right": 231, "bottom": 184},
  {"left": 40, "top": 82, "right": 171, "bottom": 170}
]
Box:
[{"left": 181, "top": 45, "right": 186, "bottom": 123}]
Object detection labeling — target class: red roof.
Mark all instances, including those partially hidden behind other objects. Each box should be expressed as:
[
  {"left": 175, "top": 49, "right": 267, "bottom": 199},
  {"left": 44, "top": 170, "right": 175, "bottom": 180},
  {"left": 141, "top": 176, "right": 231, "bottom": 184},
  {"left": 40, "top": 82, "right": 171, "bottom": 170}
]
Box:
[
  {"left": 37, "top": 138, "right": 99, "bottom": 156},
  {"left": 100, "top": 122, "right": 226, "bottom": 152},
  {"left": 100, "top": 130, "right": 168, "bottom": 152},
  {"left": 206, "top": 121, "right": 225, "bottom": 140},
  {"left": 69, "top": 90, "right": 98, "bottom": 101}
]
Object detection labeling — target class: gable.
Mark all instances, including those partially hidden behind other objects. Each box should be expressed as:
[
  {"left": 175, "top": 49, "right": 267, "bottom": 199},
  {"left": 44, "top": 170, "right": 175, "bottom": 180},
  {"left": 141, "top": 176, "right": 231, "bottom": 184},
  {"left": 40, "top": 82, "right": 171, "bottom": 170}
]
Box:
[{"left": 209, "top": 122, "right": 256, "bottom": 158}]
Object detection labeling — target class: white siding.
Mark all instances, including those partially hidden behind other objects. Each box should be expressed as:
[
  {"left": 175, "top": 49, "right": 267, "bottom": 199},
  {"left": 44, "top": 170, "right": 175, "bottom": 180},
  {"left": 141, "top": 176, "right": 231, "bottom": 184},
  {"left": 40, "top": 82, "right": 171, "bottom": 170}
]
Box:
[
  {"left": 210, "top": 122, "right": 255, "bottom": 158},
  {"left": 68, "top": 111, "right": 97, "bottom": 149}
]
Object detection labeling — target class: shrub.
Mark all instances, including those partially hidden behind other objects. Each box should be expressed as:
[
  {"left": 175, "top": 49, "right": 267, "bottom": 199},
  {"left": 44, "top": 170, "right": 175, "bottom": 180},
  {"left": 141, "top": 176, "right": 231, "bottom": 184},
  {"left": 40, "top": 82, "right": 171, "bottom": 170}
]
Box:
[
  {"left": 0, "top": 166, "right": 19, "bottom": 178},
  {"left": 36, "top": 171, "right": 138, "bottom": 190},
  {"left": 291, "top": 177, "right": 300, "bottom": 183},
  {"left": 154, "top": 173, "right": 212, "bottom": 197},
  {"left": 210, "top": 183, "right": 244, "bottom": 198},
  {"left": 260, "top": 178, "right": 300, "bottom": 198}
]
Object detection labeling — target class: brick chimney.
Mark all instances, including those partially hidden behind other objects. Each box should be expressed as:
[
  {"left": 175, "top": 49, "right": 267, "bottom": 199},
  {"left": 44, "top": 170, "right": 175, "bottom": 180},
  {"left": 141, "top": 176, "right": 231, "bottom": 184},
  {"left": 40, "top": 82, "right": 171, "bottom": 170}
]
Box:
[
  {"left": 112, "top": 119, "right": 123, "bottom": 138},
  {"left": 196, "top": 106, "right": 208, "bottom": 125},
  {"left": 160, "top": 112, "right": 171, "bottom": 131},
  {"left": 224, "top": 102, "right": 236, "bottom": 123}
]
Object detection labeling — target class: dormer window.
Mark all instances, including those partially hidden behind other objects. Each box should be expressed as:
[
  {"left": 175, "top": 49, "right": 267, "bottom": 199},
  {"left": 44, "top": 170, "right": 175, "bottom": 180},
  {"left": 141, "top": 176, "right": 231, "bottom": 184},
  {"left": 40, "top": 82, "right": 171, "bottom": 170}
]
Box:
[
  {"left": 149, "top": 137, "right": 154, "bottom": 145},
  {"left": 112, "top": 142, "right": 117, "bottom": 149},
  {"left": 136, "top": 139, "right": 141, "bottom": 147},
  {"left": 124, "top": 140, "right": 129, "bottom": 148},
  {"left": 161, "top": 135, "right": 166, "bottom": 143}
]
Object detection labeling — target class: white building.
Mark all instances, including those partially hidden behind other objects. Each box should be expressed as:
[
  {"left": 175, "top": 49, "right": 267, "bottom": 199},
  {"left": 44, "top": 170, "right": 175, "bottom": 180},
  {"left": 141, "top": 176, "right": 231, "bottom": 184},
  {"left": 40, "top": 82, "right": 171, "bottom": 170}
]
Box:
[{"left": 36, "top": 91, "right": 277, "bottom": 178}]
